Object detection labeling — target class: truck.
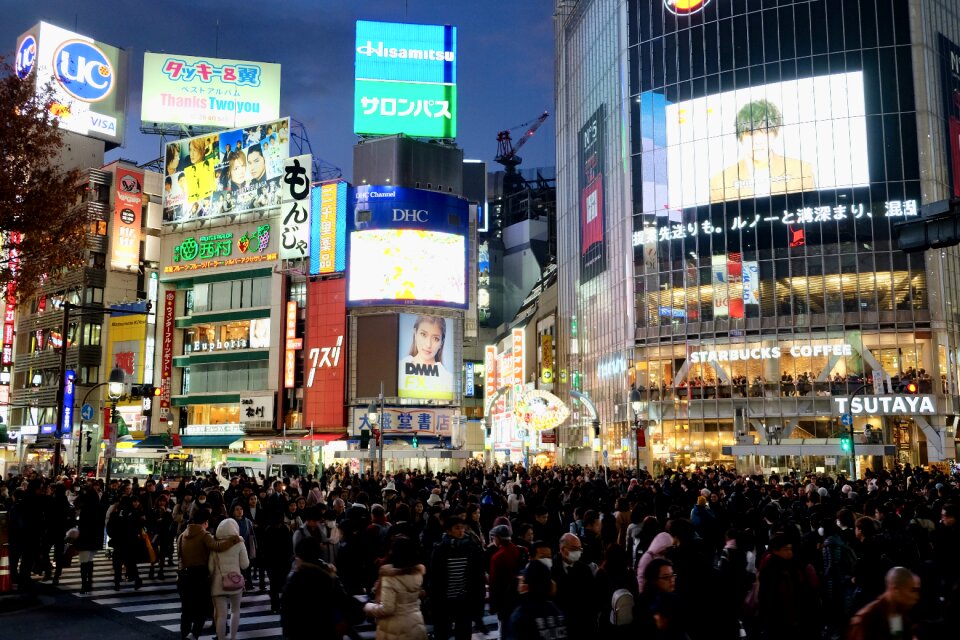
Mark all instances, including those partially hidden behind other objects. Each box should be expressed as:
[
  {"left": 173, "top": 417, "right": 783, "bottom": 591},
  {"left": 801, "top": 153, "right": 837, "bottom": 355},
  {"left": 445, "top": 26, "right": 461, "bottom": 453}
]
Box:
[{"left": 216, "top": 453, "right": 307, "bottom": 486}]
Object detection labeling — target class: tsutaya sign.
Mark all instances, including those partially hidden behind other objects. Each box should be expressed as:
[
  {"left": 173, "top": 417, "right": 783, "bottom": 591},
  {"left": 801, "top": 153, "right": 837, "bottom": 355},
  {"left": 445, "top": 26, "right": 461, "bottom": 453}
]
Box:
[
  {"left": 833, "top": 395, "right": 937, "bottom": 416},
  {"left": 690, "top": 343, "right": 852, "bottom": 364}
]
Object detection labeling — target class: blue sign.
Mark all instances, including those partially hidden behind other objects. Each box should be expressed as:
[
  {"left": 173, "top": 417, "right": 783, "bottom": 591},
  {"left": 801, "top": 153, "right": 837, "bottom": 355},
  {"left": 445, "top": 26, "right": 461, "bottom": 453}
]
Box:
[
  {"left": 355, "top": 21, "right": 456, "bottom": 85},
  {"left": 840, "top": 413, "right": 853, "bottom": 427},
  {"left": 350, "top": 185, "right": 469, "bottom": 234},
  {"left": 464, "top": 362, "right": 475, "bottom": 397},
  {"left": 60, "top": 369, "right": 76, "bottom": 434},
  {"left": 53, "top": 40, "right": 115, "bottom": 102},
  {"left": 81, "top": 403, "right": 95, "bottom": 421},
  {"left": 41, "top": 424, "right": 57, "bottom": 435},
  {"left": 309, "top": 180, "right": 347, "bottom": 276},
  {"left": 15, "top": 34, "right": 37, "bottom": 79}
]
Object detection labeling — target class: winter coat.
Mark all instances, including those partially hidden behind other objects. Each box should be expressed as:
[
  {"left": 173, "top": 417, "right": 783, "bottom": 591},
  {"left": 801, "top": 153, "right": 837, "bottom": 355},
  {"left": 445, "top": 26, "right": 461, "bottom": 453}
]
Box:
[
  {"left": 209, "top": 518, "right": 250, "bottom": 596},
  {"left": 636, "top": 531, "right": 675, "bottom": 592},
  {"left": 364, "top": 564, "right": 427, "bottom": 640},
  {"left": 75, "top": 491, "right": 104, "bottom": 552},
  {"left": 177, "top": 523, "right": 240, "bottom": 569}
]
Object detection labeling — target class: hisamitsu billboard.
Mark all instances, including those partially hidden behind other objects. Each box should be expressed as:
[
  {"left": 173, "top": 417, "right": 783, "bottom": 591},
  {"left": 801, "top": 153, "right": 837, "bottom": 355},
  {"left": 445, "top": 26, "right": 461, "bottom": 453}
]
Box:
[
  {"left": 141, "top": 52, "right": 281, "bottom": 129},
  {"left": 354, "top": 20, "right": 457, "bottom": 138}
]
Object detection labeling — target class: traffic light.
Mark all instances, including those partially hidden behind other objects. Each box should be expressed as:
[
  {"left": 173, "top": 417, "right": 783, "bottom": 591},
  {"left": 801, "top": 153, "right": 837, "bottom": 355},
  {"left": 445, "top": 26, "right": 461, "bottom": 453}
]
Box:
[
  {"left": 840, "top": 433, "right": 852, "bottom": 453},
  {"left": 359, "top": 427, "right": 370, "bottom": 450},
  {"left": 412, "top": 435, "right": 419, "bottom": 448},
  {"left": 900, "top": 380, "right": 919, "bottom": 394},
  {"left": 141, "top": 384, "right": 159, "bottom": 398}
]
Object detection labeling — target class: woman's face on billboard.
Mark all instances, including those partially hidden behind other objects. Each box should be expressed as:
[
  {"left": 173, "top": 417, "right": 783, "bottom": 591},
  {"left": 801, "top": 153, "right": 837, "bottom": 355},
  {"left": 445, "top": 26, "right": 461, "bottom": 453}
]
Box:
[{"left": 414, "top": 321, "right": 443, "bottom": 362}]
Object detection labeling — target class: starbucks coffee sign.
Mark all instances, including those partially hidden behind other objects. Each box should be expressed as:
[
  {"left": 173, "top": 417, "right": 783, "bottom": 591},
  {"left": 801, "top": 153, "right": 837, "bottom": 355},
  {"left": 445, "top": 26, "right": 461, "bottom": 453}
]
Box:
[{"left": 833, "top": 395, "right": 936, "bottom": 416}]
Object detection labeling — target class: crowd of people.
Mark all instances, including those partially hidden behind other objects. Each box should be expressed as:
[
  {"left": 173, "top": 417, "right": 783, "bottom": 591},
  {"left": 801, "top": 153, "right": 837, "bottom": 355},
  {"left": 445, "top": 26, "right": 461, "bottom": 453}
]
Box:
[{"left": 3, "top": 460, "right": 960, "bottom": 640}]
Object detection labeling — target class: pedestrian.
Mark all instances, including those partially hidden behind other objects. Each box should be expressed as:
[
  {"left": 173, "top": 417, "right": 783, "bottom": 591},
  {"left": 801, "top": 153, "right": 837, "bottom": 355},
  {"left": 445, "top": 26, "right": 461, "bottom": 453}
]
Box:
[
  {"left": 551, "top": 532, "right": 598, "bottom": 636},
  {"left": 229, "top": 503, "right": 257, "bottom": 589},
  {"left": 74, "top": 484, "right": 104, "bottom": 594},
  {"left": 260, "top": 510, "right": 294, "bottom": 614},
  {"left": 176, "top": 510, "right": 241, "bottom": 640},
  {"left": 107, "top": 495, "right": 146, "bottom": 590},
  {"left": 636, "top": 531, "right": 675, "bottom": 592},
  {"left": 504, "top": 559, "right": 566, "bottom": 640},
  {"left": 634, "top": 557, "right": 686, "bottom": 639},
  {"left": 209, "top": 517, "right": 250, "bottom": 640},
  {"left": 364, "top": 535, "right": 428, "bottom": 640},
  {"left": 846, "top": 566, "right": 920, "bottom": 640},
  {"left": 429, "top": 515, "right": 485, "bottom": 640},
  {"left": 488, "top": 524, "right": 524, "bottom": 633}
]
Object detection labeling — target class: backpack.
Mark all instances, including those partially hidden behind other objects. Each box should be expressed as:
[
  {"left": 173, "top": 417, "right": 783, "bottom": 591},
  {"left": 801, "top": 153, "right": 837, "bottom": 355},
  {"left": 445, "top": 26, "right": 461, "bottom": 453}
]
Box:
[{"left": 610, "top": 588, "right": 634, "bottom": 626}]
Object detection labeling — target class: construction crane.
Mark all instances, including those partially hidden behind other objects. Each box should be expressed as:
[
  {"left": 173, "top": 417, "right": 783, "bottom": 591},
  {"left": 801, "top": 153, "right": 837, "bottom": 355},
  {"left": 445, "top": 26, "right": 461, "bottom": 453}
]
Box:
[{"left": 495, "top": 110, "right": 550, "bottom": 173}]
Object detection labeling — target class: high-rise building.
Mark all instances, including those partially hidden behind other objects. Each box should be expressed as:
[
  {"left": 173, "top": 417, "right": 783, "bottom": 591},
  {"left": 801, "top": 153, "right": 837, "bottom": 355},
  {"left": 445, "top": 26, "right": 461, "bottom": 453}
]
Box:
[{"left": 555, "top": 0, "right": 960, "bottom": 471}]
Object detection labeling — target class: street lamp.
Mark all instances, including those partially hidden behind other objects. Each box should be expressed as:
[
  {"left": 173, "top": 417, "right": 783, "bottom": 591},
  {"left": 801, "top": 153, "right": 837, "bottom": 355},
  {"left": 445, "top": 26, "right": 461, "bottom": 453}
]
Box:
[
  {"left": 630, "top": 385, "right": 643, "bottom": 477},
  {"left": 104, "top": 367, "right": 125, "bottom": 486}
]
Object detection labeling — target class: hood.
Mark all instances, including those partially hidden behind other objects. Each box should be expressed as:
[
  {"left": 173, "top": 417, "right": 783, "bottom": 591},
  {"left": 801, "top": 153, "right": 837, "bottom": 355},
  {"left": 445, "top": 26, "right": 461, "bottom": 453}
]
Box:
[
  {"left": 183, "top": 523, "right": 209, "bottom": 539},
  {"left": 379, "top": 563, "right": 426, "bottom": 578},
  {"left": 216, "top": 517, "right": 240, "bottom": 538},
  {"left": 648, "top": 531, "right": 676, "bottom": 555}
]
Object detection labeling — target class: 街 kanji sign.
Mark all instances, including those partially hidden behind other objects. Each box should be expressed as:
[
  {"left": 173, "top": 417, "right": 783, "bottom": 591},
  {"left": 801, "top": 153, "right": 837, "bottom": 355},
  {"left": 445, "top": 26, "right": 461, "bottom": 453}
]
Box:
[{"left": 280, "top": 154, "right": 312, "bottom": 260}]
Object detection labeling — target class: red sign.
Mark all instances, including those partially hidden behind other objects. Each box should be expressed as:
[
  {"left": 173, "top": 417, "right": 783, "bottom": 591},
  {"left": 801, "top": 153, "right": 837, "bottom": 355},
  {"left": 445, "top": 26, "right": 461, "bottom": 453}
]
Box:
[
  {"left": 284, "top": 300, "right": 298, "bottom": 389},
  {"left": 541, "top": 429, "right": 557, "bottom": 444},
  {"left": 2, "top": 232, "right": 21, "bottom": 366},
  {"left": 159, "top": 290, "right": 176, "bottom": 419},
  {"left": 115, "top": 351, "right": 136, "bottom": 376},
  {"left": 111, "top": 167, "right": 143, "bottom": 271},
  {"left": 303, "top": 278, "right": 347, "bottom": 430}
]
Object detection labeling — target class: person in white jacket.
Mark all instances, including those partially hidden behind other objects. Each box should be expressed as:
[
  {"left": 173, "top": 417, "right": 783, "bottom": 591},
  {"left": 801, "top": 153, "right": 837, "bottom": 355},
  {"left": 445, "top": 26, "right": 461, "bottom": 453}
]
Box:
[{"left": 209, "top": 518, "right": 250, "bottom": 640}]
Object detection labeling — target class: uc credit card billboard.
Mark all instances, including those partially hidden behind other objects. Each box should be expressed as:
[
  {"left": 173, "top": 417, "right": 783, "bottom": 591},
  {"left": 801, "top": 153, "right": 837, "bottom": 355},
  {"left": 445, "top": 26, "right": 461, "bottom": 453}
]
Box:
[
  {"left": 141, "top": 52, "right": 281, "bottom": 129},
  {"left": 16, "top": 22, "right": 127, "bottom": 145},
  {"left": 354, "top": 20, "right": 457, "bottom": 138},
  {"left": 347, "top": 185, "right": 468, "bottom": 308}
]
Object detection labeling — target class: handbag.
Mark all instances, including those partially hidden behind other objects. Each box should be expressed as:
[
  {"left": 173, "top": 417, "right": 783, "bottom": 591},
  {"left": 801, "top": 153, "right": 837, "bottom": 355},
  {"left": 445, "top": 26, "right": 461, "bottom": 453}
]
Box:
[
  {"left": 141, "top": 529, "right": 158, "bottom": 564},
  {"left": 215, "top": 551, "right": 245, "bottom": 591}
]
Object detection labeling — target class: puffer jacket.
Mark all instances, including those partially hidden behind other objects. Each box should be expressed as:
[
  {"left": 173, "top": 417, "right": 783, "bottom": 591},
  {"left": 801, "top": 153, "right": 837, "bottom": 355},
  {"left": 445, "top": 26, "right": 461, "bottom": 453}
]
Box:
[
  {"left": 365, "top": 564, "right": 427, "bottom": 640},
  {"left": 209, "top": 518, "right": 250, "bottom": 596},
  {"left": 636, "top": 531, "right": 676, "bottom": 592}
]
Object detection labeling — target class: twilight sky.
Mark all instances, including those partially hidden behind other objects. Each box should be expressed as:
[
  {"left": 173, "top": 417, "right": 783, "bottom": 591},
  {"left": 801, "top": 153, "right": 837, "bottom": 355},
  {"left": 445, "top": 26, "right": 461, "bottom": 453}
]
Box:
[{"left": 1, "top": 0, "right": 556, "bottom": 180}]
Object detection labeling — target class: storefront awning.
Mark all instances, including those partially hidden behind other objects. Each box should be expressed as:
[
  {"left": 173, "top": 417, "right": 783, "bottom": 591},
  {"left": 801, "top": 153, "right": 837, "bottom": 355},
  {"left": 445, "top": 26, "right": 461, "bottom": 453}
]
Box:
[
  {"left": 179, "top": 435, "right": 244, "bottom": 449},
  {"left": 302, "top": 432, "right": 346, "bottom": 442}
]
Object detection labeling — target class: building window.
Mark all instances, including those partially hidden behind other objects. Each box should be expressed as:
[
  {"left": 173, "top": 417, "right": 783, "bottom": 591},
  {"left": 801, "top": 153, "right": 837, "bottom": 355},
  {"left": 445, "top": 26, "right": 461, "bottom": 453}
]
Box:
[
  {"left": 82, "top": 322, "right": 102, "bottom": 346},
  {"left": 81, "top": 365, "right": 100, "bottom": 385},
  {"left": 89, "top": 220, "right": 107, "bottom": 236},
  {"left": 188, "top": 277, "right": 270, "bottom": 314},
  {"left": 184, "top": 319, "right": 270, "bottom": 354},
  {"left": 88, "top": 252, "right": 106, "bottom": 269},
  {"left": 85, "top": 287, "right": 103, "bottom": 304}
]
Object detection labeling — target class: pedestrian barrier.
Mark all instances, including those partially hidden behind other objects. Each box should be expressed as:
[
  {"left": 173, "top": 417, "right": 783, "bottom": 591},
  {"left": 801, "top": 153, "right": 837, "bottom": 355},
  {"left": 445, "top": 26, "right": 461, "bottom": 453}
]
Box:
[{"left": 0, "top": 544, "right": 11, "bottom": 593}]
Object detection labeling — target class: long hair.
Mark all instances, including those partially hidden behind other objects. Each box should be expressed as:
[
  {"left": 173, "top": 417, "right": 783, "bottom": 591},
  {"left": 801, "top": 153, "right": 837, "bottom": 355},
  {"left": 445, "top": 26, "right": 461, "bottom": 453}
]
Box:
[{"left": 407, "top": 315, "right": 446, "bottom": 364}]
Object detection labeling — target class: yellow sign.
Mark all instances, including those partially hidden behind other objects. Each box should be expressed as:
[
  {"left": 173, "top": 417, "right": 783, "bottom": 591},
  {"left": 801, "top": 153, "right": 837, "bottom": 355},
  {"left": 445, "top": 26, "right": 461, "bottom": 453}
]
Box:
[
  {"left": 540, "top": 334, "right": 553, "bottom": 383},
  {"left": 108, "top": 314, "right": 148, "bottom": 384}
]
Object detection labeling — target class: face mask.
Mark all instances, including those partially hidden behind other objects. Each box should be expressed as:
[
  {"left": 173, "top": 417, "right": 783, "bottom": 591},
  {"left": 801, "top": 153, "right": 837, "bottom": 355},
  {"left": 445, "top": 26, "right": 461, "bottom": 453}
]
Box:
[
  {"left": 539, "top": 558, "right": 553, "bottom": 569},
  {"left": 567, "top": 550, "right": 582, "bottom": 563},
  {"left": 326, "top": 520, "right": 336, "bottom": 528},
  {"left": 198, "top": 499, "right": 206, "bottom": 505},
  {"left": 817, "top": 527, "right": 825, "bottom": 537}
]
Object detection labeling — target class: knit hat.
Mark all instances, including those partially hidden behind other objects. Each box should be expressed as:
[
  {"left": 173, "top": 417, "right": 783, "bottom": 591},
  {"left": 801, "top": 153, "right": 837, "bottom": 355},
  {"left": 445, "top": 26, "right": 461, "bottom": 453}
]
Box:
[
  {"left": 490, "top": 524, "right": 512, "bottom": 540},
  {"left": 426, "top": 494, "right": 442, "bottom": 506}
]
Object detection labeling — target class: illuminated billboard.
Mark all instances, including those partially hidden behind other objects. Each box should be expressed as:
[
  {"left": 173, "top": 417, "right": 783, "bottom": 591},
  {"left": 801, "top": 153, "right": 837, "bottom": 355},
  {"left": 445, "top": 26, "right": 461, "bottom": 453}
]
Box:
[
  {"left": 354, "top": 20, "right": 457, "bottom": 138},
  {"left": 311, "top": 180, "right": 347, "bottom": 275},
  {"left": 398, "top": 313, "right": 455, "bottom": 401},
  {"left": 162, "top": 117, "right": 289, "bottom": 224},
  {"left": 16, "top": 22, "right": 127, "bottom": 145},
  {"left": 940, "top": 35, "right": 960, "bottom": 198},
  {"left": 304, "top": 278, "right": 347, "bottom": 429},
  {"left": 579, "top": 105, "right": 607, "bottom": 283},
  {"left": 647, "top": 71, "right": 869, "bottom": 209},
  {"left": 347, "top": 185, "right": 468, "bottom": 308},
  {"left": 141, "top": 52, "right": 281, "bottom": 129},
  {"left": 112, "top": 167, "right": 143, "bottom": 271}
]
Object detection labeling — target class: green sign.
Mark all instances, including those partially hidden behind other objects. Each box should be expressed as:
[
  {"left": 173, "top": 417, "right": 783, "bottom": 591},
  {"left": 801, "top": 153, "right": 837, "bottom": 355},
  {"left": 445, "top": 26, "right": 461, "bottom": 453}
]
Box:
[
  {"left": 354, "top": 79, "right": 456, "bottom": 138},
  {"left": 173, "top": 225, "right": 271, "bottom": 263}
]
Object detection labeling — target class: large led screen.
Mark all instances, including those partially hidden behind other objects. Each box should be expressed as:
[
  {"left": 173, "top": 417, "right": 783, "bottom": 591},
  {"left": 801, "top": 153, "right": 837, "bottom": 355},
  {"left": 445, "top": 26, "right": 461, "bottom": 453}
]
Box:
[
  {"left": 347, "top": 185, "right": 468, "bottom": 308},
  {"left": 654, "top": 72, "right": 869, "bottom": 209},
  {"left": 348, "top": 229, "right": 465, "bottom": 305},
  {"left": 398, "top": 313, "right": 455, "bottom": 401},
  {"left": 163, "top": 117, "right": 289, "bottom": 224}
]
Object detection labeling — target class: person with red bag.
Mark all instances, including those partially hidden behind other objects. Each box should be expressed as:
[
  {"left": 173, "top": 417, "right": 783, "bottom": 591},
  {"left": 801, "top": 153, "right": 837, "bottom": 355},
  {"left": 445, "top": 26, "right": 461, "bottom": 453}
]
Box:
[{"left": 209, "top": 517, "right": 250, "bottom": 640}]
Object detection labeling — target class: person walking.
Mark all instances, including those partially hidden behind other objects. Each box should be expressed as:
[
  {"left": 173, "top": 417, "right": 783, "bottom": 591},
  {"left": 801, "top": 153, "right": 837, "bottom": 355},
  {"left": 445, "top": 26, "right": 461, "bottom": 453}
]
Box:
[
  {"left": 107, "top": 495, "right": 146, "bottom": 590},
  {"left": 260, "top": 510, "right": 294, "bottom": 614},
  {"left": 846, "top": 566, "right": 921, "bottom": 640},
  {"left": 74, "top": 484, "right": 104, "bottom": 593},
  {"left": 364, "top": 535, "right": 428, "bottom": 640},
  {"left": 504, "top": 560, "right": 567, "bottom": 640},
  {"left": 209, "top": 517, "right": 250, "bottom": 640},
  {"left": 429, "top": 515, "right": 485, "bottom": 640},
  {"left": 177, "top": 510, "right": 241, "bottom": 640}
]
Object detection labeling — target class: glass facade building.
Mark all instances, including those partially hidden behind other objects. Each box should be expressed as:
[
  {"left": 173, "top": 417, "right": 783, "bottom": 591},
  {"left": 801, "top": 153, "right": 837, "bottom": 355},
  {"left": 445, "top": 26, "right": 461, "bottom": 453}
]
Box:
[{"left": 556, "top": 0, "right": 960, "bottom": 471}]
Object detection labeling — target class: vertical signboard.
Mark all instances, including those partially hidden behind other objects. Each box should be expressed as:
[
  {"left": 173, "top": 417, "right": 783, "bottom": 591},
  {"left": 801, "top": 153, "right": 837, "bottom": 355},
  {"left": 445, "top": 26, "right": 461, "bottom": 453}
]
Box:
[
  {"left": 281, "top": 154, "right": 312, "bottom": 259},
  {"left": 711, "top": 255, "right": 729, "bottom": 318},
  {"left": 484, "top": 345, "right": 497, "bottom": 408},
  {"left": 284, "top": 300, "right": 298, "bottom": 389},
  {"left": 464, "top": 361, "right": 475, "bottom": 397},
  {"left": 512, "top": 328, "right": 524, "bottom": 388},
  {"left": 940, "top": 35, "right": 960, "bottom": 198},
  {"left": 60, "top": 369, "right": 75, "bottom": 434},
  {"left": 541, "top": 334, "right": 554, "bottom": 384},
  {"left": 112, "top": 167, "right": 143, "bottom": 271},
  {"left": 311, "top": 180, "right": 347, "bottom": 275},
  {"left": 159, "top": 290, "right": 175, "bottom": 422},
  {"left": 742, "top": 261, "right": 760, "bottom": 306},
  {"left": 304, "top": 278, "right": 347, "bottom": 429},
  {"left": 397, "top": 314, "right": 456, "bottom": 401},
  {"left": 354, "top": 20, "right": 457, "bottom": 138},
  {"left": 579, "top": 105, "right": 607, "bottom": 283},
  {"left": 2, "top": 232, "right": 20, "bottom": 366}
]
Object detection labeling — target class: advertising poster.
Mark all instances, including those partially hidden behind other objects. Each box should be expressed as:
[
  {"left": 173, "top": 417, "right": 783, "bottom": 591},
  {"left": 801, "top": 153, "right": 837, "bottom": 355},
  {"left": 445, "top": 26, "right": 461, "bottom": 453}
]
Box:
[
  {"left": 397, "top": 314, "right": 455, "bottom": 401},
  {"left": 354, "top": 20, "right": 457, "bottom": 138},
  {"left": 654, "top": 71, "right": 868, "bottom": 208},
  {"left": 347, "top": 185, "right": 468, "bottom": 308},
  {"left": 15, "top": 22, "right": 127, "bottom": 144},
  {"left": 280, "top": 154, "right": 312, "bottom": 260},
  {"left": 711, "top": 255, "right": 728, "bottom": 318},
  {"left": 166, "top": 220, "right": 276, "bottom": 274},
  {"left": 1, "top": 232, "right": 21, "bottom": 366},
  {"left": 579, "top": 105, "right": 607, "bottom": 283},
  {"left": 159, "top": 291, "right": 175, "bottom": 422},
  {"left": 940, "top": 35, "right": 960, "bottom": 198},
  {"left": 726, "top": 253, "right": 744, "bottom": 319},
  {"left": 141, "top": 52, "right": 281, "bottom": 129},
  {"left": 163, "top": 117, "right": 289, "bottom": 224},
  {"left": 112, "top": 167, "right": 143, "bottom": 271},
  {"left": 742, "top": 261, "right": 760, "bottom": 306},
  {"left": 108, "top": 315, "right": 147, "bottom": 384},
  {"left": 304, "top": 278, "right": 347, "bottom": 430},
  {"left": 311, "top": 181, "right": 347, "bottom": 275}
]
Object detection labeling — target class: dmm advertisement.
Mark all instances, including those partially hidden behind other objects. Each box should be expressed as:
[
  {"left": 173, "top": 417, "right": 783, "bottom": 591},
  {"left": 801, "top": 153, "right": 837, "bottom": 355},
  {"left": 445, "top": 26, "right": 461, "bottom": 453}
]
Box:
[
  {"left": 163, "top": 117, "right": 289, "bottom": 224},
  {"left": 579, "top": 105, "right": 607, "bottom": 283},
  {"left": 347, "top": 185, "right": 468, "bottom": 308},
  {"left": 141, "top": 52, "right": 281, "bottom": 129},
  {"left": 398, "top": 314, "right": 455, "bottom": 401}
]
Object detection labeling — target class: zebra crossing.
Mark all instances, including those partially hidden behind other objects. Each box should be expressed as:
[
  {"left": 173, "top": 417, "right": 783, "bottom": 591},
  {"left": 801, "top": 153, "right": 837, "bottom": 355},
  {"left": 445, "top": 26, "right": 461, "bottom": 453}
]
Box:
[{"left": 52, "top": 551, "right": 502, "bottom": 639}]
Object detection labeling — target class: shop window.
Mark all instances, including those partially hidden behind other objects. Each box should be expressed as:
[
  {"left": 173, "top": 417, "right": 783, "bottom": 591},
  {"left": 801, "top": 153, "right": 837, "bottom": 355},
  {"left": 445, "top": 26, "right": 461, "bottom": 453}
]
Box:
[{"left": 184, "top": 319, "right": 269, "bottom": 354}]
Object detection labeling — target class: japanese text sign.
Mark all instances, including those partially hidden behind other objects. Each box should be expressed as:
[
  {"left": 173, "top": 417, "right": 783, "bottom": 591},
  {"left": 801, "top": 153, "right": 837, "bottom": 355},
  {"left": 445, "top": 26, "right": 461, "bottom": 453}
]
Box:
[{"left": 280, "top": 154, "right": 312, "bottom": 259}]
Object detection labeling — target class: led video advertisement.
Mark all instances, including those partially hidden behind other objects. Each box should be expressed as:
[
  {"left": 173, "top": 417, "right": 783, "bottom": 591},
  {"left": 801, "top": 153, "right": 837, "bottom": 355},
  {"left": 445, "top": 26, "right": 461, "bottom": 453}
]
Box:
[
  {"left": 655, "top": 72, "right": 869, "bottom": 209},
  {"left": 397, "top": 313, "right": 455, "bottom": 401},
  {"left": 347, "top": 185, "right": 468, "bottom": 308},
  {"left": 162, "top": 117, "right": 289, "bottom": 224}
]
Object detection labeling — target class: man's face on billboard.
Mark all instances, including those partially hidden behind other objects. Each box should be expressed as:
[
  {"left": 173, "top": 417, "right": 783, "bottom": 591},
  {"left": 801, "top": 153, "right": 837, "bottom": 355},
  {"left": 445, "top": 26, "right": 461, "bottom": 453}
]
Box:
[{"left": 740, "top": 127, "right": 777, "bottom": 165}]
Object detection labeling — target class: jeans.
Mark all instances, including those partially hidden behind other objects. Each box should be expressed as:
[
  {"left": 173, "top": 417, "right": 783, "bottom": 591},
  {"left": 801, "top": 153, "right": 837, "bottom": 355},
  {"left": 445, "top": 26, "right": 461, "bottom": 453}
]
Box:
[{"left": 178, "top": 567, "right": 211, "bottom": 639}]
